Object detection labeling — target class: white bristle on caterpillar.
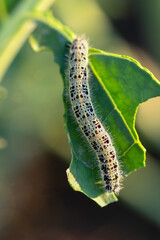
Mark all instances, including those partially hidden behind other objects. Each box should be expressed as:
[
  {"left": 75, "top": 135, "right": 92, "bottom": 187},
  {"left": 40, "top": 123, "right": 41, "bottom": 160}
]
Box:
[{"left": 68, "top": 38, "right": 122, "bottom": 194}]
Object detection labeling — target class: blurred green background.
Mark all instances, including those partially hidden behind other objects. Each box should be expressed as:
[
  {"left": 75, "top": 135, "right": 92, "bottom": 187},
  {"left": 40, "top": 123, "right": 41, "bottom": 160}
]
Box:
[{"left": 0, "top": 0, "right": 160, "bottom": 239}]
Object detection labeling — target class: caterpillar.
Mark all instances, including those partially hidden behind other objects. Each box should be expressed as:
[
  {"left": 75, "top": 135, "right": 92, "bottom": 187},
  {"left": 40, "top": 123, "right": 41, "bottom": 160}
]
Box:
[{"left": 68, "top": 38, "right": 122, "bottom": 194}]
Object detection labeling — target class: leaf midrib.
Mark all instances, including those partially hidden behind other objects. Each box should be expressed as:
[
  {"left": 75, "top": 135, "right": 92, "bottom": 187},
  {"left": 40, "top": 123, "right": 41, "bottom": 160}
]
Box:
[{"left": 89, "top": 60, "right": 139, "bottom": 156}]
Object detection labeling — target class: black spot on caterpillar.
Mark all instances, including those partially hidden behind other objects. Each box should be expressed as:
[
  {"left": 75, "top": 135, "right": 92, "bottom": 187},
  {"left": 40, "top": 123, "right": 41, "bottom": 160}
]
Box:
[{"left": 69, "top": 38, "right": 122, "bottom": 194}]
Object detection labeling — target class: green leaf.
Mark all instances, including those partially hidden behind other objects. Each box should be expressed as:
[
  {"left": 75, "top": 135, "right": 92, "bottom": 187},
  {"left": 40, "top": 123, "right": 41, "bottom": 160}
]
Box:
[
  {"left": 29, "top": 11, "right": 75, "bottom": 67},
  {"left": 29, "top": 12, "right": 160, "bottom": 206}
]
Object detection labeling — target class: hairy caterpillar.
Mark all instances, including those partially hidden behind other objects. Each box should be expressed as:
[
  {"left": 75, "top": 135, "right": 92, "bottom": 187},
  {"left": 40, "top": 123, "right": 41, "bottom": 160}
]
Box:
[{"left": 69, "top": 38, "right": 122, "bottom": 194}]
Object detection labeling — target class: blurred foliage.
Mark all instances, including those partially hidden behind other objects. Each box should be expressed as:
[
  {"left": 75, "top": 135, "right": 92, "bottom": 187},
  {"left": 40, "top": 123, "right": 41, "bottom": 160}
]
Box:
[
  {"left": 0, "top": 0, "right": 55, "bottom": 80},
  {"left": 0, "top": 0, "right": 159, "bottom": 230},
  {"left": 0, "top": 0, "right": 21, "bottom": 20},
  {"left": 97, "top": 0, "right": 160, "bottom": 63},
  {"left": 121, "top": 153, "right": 160, "bottom": 224}
]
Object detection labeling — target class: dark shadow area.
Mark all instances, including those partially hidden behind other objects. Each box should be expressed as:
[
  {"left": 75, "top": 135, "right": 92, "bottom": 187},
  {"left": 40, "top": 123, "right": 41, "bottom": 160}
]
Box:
[{"left": 0, "top": 151, "right": 159, "bottom": 240}]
